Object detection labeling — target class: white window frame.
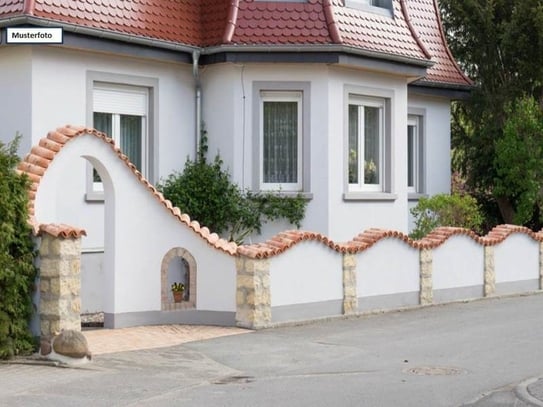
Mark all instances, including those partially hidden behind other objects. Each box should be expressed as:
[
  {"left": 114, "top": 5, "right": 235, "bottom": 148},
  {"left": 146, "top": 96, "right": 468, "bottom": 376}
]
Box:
[
  {"left": 344, "top": 0, "right": 393, "bottom": 16},
  {"left": 85, "top": 72, "right": 157, "bottom": 202},
  {"left": 259, "top": 90, "right": 303, "bottom": 192},
  {"left": 407, "top": 115, "right": 419, "bottom": 193},
  {"left": 348, "top": 95, "right": 386, "bottom": 193},
  {"left": 407, "top": 110, "right": 426, "bottom": 198}
]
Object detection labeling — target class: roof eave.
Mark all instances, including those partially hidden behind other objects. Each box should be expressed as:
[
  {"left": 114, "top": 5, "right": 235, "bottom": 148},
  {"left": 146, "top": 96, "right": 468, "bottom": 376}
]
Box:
[
  {"left": 202, "top": 44, "right": 434, "bottom": 68},
  {"left": 409, "top": 80, "right": 473, "bottom": 100},
  {"left": 0, "top": 16, "right": 199, "bottom": 53}
]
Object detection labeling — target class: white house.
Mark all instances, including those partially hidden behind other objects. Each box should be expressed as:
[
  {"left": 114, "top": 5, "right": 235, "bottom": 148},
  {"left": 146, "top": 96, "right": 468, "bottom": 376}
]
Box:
[{"left": 0, "top": 0, "right": 471, "bottom": 317}]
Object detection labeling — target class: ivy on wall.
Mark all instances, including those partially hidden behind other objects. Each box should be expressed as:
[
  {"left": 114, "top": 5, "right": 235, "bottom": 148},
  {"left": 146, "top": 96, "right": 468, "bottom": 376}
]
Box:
[{"left": 0, "top": 136, "right": 38, "bottom": 359}]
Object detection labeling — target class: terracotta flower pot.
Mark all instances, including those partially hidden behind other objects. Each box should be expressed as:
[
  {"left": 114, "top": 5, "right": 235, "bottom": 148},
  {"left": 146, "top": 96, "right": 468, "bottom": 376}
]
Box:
[{"left": 173, "top": 290, "right": 184, "bottom": 303}]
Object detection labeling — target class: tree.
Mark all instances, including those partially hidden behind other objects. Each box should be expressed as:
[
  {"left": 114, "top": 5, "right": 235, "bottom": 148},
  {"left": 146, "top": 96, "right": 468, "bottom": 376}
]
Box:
[
  {"left": 0, "top": 136, "right": 38, "bottom": 359},
  {"left": 440, "top": 0, "right": 543, "bottom": 226}
]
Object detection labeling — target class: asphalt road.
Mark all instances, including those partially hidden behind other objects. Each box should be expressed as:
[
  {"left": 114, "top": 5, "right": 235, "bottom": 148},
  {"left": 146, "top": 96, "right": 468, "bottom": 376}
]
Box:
[{"left": 2, "top": 293, "right": 543, "bottom": 406}]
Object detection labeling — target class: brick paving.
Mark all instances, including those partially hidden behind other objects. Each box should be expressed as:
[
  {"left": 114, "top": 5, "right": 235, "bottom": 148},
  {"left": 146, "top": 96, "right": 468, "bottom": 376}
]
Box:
[{"left": 82, "top": 325, "right": 250, "bottom": 355}]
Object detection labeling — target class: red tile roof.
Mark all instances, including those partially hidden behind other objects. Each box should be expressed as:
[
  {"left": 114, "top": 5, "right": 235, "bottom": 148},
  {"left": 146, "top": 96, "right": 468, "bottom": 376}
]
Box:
[
  {"left": 229, "top": 0, "right": 331, "bottom": 45},
  {"left": 0, "top": 0, "right": 23, "bottom": 16},
  {"left": 405, "top": 0, "right": 472, "bottom": 87},
  {"left": 330, "top": 0, "right": 428, "bottom": 62},
  {"left": 0, "top": 0, "right": 470, "bottom": 87}
]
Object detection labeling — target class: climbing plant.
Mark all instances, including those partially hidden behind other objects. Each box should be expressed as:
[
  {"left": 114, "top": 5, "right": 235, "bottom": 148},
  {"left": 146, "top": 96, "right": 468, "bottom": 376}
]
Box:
[
  {"left": 158, "top": 131, "right": 307, "bottom": 244},
  {"left": 0, "top": 136, "right": 38, "bottom": 359}
]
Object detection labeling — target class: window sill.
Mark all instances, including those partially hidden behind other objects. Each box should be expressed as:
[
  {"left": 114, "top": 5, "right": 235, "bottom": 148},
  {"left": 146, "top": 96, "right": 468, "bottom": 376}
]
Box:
[
  {"left": 408, "top": 193, "right": 428, "bottom": 201},
  {"left": 85, "top": 192, "right": 105, "bottom": 202},
  {"left": 258, "top": 191, "right": 313, "bottom": 200},
  {"left": 343, "top": 192, "right": 397, "bottom": 201}
]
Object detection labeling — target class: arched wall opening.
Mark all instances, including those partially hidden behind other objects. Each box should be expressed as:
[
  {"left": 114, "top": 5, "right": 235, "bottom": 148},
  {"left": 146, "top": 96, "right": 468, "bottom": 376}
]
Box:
[
  {"left": 80, "top": 155, "right": 115, "bottom": 328},
  {"left": 161, "top": 247, "right": 197, "bottom": 310}
]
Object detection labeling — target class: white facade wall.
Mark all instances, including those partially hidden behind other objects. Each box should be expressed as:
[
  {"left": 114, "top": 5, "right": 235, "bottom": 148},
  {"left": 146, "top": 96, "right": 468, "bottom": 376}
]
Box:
[
  {"left": 0, "top": 47, "right": 32, "bottom": 154},
  {"left": 203, "top": 63, "right": 331, "bottom": 241},
  {"left": 494, "top": 234, "right": 539, "bottom": 284},
  {"left": 35, "top": 134, "right": 237, "bottom": 315},
  {"left": 432, "top": 235, "right": 484, "bottom": 289},
  {"left": 269, "top": 242, "right": 342, "bottom": 307},
  {"left": 28, "top": 46, "right": 194, "bottom": 252},
  {"left": 356, "top": 239, "right": 419, "bottom": 297},
  {"left": 328, "top": 67, "right": 410, "bottom": 240},
  {"left": 204, "top": 63, "right": 422, "bottom": 243}
]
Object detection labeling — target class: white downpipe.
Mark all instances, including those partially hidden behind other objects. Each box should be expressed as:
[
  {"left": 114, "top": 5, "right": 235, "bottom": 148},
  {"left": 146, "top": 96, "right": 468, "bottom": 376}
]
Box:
[{"left": 192, "top": 50, "right": 202, "bottom": 157}]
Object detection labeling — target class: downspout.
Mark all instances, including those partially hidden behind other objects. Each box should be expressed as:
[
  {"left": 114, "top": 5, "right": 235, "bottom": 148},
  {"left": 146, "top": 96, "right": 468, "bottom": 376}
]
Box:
[{"left": 192, "top": 50, "right": 201, "bottom": 158}]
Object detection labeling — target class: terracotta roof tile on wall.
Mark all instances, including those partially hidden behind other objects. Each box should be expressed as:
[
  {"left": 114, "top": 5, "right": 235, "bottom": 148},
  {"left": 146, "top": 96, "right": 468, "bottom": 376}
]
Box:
[
  {"left": 18, "top": 125, "right": 238, "bottom": 256},
  {"left": 0, "top": 0, "right": 23, "bottom": 16},
  {"left": 405, "top": 0, "right": 472, "bottom": 87},
  {"left": 32, "top": 0, "right": 202, "bottom": 46},
  {"left": 331, "top": 0, "right": 429, "bottom": 62},
  {"left": 231, "top": 0, "right": 332, "bottom": 45}
]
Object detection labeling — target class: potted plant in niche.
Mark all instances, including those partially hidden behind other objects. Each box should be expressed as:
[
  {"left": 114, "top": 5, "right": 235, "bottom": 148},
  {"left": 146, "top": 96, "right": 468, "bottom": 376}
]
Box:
[{"left": 171, "top": 282, "right": 185, "bottom": 303}]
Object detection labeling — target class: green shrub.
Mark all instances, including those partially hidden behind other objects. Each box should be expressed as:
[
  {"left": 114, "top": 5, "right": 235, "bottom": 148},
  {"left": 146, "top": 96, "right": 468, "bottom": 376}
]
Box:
[
  {"left": 158, "top": 132, "right": 307, "bottom": 244},
  {"left": 410, "top": 193, "right": 483, "bottom": 239},
  {"left": 0, "top": 136, "right": 38, "bottom": 359}
]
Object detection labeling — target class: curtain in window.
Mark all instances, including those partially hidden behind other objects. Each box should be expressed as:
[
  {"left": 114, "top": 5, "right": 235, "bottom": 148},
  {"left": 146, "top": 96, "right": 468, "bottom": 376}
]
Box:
[
  {"left": 120, "top": 115, "right": 142, "bottom": 171},
  {"left": 92, "top": 112, "right": 113, "bottom": 182},
  {"left": 364, "top": 106, "right": 380, "bottom": 185},
  {"left": 348, "top": 105, "right": 359, "bottom": 184},
  {"left": 263, "top": 101, "right": 298, "bottom": 183},
  {"left": 93, "top": 112, "right": 112, "bottom": 136}
]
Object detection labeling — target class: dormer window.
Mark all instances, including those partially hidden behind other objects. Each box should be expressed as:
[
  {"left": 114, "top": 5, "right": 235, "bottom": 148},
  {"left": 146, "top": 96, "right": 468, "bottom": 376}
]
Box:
[{"left": 345, "top": 0, "right": 393, "bottom": 16}]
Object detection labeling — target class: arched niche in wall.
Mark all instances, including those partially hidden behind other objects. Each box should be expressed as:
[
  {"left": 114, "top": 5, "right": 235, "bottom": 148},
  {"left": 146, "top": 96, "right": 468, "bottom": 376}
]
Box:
[{"left": 161, "top": 247, "right": 196, "bottom": 310}]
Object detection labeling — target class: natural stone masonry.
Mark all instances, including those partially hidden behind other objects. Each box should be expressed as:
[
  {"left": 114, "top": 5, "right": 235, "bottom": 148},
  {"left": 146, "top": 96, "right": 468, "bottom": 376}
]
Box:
[
  {"left": 419, "top": 248, "right": 433, "bottom": 305},
  {"left": 39, "top": 234, "right": 82, "bottom": 338},
  {"left": 484, "top": 246, "right": 496, "bottom": 296},
  {"left": 342, "top": 254, "right": 358, "bottom": 315},
  {"left": 236, "top": 257, "right": 271, "bottom": 329}
]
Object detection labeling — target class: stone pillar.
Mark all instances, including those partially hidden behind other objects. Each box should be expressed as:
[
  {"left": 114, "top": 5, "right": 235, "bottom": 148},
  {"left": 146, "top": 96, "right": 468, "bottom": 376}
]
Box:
[
  {"left": 39, "top": 234, "right": 82, "bottom": 338},
  {"left": 235, "top": 257, "right": 271, "bottom": 329},
  {"left": 419, "top": 248, "right": 433, "bottom": 305},
  {"left": 484, "top": 246, "right": 496, "bottom": 296},
  {"left": 342, "top": 254, "right": 358, "bottom": 315}
]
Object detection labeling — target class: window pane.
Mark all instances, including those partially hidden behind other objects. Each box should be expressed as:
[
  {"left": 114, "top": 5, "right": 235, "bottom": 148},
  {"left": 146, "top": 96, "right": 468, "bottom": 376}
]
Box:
[
  {"left": 348, "top": 105, "right": 359, "bottom": 184},
  {"left": 120, "top": 115, "right": 142, "bottom": 171},
  {"left": 263, "top": 101, "right": 298, "bottom": 183},
  {"left": 407, "top": 125, "right": 415, "bottom": 188},
  {"left": 92, "top": 112, "right": 113, "bottom": 182},
  {"left": 364, "top": 106, "right": 380, "bottom": 185},
  {"left": 93, "top": 112, "right": 112, "bottom": 136}
]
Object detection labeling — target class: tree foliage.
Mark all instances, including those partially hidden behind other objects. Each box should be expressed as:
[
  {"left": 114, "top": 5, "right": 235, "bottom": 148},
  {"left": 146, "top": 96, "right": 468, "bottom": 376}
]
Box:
[
  {"left": 158, "top": 131, "right": 307, "bottom": 244},
  {"left": 440, "top": 0, "right": 543, "bottom": 226},
  {"left": 0, "top": 136, "right": 38, "bottom": 359}
]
